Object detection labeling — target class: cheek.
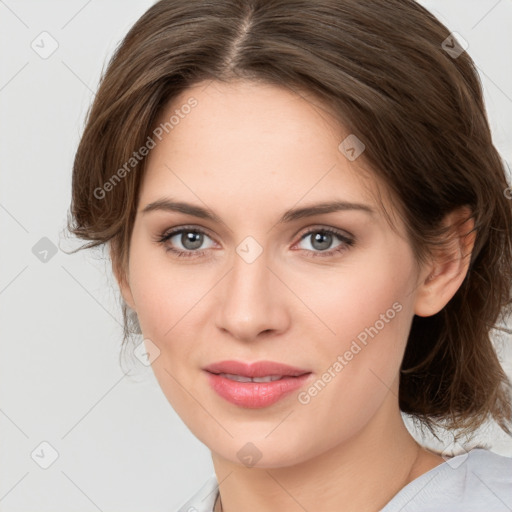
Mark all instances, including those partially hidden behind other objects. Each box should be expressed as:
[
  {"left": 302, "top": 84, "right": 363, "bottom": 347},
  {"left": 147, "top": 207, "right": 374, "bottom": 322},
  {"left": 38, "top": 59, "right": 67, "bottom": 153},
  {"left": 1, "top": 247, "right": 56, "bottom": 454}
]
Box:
[
  {"left": 287, "top": 271, "right": 412, "bottom": 447},
  {"left": 129, "top": 259, "right": 211, "bottom": 420},
  {"left": 292, "top": 254, "right": 412, "bottom": 349},
  {"left": 291, "top": 253, "right": 414, "bottom": 398},
  {"left": 127, "top": 231, "right": 206, "bottom": 339}
]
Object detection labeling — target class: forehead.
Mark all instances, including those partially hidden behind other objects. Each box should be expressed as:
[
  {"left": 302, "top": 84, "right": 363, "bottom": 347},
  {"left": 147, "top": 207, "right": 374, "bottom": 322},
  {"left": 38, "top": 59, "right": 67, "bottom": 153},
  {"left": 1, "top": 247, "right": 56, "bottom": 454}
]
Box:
[{"left": 141, "top": 79, "right": 395, "bottom": 224}]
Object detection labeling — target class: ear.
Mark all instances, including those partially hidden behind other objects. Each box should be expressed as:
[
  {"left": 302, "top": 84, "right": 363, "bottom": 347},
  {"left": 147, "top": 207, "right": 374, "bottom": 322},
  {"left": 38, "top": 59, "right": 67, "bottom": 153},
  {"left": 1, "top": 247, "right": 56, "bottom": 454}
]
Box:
[
  {"left": 109, "top": 242, "right": 137, "bottom": 312},
  {"left": 414, "top": 206, "right": 476, "bottom": 317}
]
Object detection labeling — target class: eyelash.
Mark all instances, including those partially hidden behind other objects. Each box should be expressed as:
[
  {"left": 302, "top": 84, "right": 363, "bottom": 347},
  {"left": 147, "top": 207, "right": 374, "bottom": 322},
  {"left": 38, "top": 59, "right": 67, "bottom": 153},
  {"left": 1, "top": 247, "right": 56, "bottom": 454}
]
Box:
[{"left": 155, "top": 225, "right": 355, "bottom": 259}]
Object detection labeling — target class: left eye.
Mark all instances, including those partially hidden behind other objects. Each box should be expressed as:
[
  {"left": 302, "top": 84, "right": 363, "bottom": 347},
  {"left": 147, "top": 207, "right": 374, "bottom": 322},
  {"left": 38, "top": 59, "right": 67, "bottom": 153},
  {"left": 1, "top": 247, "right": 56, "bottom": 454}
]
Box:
[{"left": 295, "top": 229, "right": 353, "bottom": 254}]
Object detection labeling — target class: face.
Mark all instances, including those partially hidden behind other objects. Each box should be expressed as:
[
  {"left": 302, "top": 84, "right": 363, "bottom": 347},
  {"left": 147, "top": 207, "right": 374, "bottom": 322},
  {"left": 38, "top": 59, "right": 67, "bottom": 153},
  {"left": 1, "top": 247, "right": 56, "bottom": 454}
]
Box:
[{"left": 119, "top": 79, "right": 427, "bottom": 468}]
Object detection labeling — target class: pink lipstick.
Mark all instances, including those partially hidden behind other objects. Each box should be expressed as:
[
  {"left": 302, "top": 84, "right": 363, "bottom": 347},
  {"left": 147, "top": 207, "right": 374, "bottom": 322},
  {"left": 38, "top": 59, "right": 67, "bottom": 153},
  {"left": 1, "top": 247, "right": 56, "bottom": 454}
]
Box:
[{"left": 203, "top": 360, "right": 312, "bottom": 408}]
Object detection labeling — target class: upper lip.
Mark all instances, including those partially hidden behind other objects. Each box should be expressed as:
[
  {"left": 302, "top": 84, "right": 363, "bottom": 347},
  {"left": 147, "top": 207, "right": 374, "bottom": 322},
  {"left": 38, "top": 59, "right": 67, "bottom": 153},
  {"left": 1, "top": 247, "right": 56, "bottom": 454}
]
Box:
[{"left": 203, "top": 360, "right": 311, "bottom": 378}]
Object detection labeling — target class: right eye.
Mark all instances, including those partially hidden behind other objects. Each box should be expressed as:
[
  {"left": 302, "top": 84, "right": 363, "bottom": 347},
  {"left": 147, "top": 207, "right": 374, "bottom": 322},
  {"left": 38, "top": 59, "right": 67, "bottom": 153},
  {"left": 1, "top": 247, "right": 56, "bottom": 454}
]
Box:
[{"left": 157, "top": 227, "right": 217, "bottom": 258}]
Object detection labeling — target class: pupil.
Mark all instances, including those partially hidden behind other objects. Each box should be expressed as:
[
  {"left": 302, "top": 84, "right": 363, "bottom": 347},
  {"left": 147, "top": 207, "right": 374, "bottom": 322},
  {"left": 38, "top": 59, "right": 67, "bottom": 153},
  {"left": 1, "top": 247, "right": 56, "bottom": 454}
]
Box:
[
  {"left": 182, "top": 231, "right": 203, "bottom": 250},
  {"left": 312, "top": 232, "right": 332, "bottom": 251}
]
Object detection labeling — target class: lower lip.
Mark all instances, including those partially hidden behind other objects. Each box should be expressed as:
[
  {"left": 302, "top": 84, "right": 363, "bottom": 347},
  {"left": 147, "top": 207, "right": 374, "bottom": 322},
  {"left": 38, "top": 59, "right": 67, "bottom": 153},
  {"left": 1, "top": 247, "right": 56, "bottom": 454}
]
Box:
[{"left": 204, "top": 371, "right": 312, "bottom": 408}]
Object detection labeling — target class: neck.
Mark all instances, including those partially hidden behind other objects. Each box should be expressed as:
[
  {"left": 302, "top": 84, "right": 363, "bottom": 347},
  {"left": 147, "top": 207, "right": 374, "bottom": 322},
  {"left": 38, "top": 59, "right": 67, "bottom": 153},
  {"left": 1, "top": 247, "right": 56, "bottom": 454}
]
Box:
[{"left": 211, "top": 391, "right": 444, "bottom": 512}]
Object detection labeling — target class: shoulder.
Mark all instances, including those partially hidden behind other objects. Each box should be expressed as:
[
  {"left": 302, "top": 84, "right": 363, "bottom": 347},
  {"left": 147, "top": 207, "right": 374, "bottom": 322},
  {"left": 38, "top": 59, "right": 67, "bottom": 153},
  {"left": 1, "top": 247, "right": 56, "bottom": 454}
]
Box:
[
  {"left": 456, "top": 448, "right": 512, "bottom": 497},
  {"left": 462, "top": 446, "right": 512, "bottom": 473},
  {"left": 174, "top": 450, "right": 512, "bottom": 512},
  {"left": 174, "top": 474, "right": 218, "bottom": 512},
  {"left": 381, "top": 448, "right": 512, "bottom": 512}
]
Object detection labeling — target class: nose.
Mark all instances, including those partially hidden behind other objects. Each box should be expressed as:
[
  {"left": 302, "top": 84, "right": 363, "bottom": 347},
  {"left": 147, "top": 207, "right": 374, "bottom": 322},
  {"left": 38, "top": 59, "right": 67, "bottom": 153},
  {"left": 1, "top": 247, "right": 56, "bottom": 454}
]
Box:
[{"left": 214, "top": 245, "right": 290, "bottom": 342}]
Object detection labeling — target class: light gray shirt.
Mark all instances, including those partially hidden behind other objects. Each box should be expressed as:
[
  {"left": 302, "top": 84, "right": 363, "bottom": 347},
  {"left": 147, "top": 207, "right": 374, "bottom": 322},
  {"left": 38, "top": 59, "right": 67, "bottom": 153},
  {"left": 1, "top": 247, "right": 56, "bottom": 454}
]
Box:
[{"left": 175, "top": 448, "right": 512, "bottom": 511}]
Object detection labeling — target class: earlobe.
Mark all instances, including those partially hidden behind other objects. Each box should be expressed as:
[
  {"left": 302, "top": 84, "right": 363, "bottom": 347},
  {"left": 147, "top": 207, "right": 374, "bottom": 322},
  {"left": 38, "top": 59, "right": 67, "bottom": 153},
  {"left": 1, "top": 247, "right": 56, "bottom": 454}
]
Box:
[
  {"left": 414, "top": 207, "right": 476, "bottom": 318},
  {"left": 109, "top": 243, "right": 137, "bottom": 312},
  {"left": 118, "top": 273, "right": 137, "bottom": 313}
]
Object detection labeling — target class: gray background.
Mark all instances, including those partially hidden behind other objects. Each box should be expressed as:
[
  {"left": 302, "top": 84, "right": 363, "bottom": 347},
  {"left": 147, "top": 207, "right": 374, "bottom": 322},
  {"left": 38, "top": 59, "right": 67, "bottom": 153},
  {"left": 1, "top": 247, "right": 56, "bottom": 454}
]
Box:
[{"left": 1, "top": 1, "right": 511, "bottom": 510}]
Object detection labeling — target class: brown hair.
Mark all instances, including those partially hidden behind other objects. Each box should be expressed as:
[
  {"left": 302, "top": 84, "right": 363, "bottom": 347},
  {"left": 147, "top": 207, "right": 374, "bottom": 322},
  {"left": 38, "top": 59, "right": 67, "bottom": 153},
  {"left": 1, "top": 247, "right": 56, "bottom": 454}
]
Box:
[{"left": 67, "top": 0, "right": 512, "bottom": 440}]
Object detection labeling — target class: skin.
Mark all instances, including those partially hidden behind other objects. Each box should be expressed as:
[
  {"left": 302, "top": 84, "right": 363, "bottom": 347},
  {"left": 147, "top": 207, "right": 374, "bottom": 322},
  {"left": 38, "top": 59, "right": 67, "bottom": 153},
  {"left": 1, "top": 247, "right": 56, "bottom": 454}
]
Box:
[{"left": 113, "top": 79, "right": 476, "bottom": 511}]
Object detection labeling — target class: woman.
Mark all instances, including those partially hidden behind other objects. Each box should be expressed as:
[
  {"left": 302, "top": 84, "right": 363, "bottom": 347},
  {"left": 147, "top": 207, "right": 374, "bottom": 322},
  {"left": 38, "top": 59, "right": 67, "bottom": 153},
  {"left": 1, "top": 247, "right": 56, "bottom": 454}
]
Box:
[{"left": 67, "top": 0, "right": 512, "bottom": 510}]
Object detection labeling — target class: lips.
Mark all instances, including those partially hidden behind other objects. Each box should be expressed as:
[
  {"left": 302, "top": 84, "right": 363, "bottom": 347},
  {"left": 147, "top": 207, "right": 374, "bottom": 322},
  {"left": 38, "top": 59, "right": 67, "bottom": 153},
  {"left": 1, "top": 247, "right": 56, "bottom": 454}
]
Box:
[
  {"left": 203, "top": 360, "right": 313, "bottom": 408},
  {"left": 203, "top": 360, "right": 311, "bottom": 378}
]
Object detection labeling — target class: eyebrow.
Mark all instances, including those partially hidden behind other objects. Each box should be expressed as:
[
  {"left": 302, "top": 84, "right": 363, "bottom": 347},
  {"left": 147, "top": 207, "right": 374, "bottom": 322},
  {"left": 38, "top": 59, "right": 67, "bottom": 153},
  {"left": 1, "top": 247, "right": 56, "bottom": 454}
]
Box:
[{"left": 141, "top": 198, "right": 376, "bottom": 223}]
